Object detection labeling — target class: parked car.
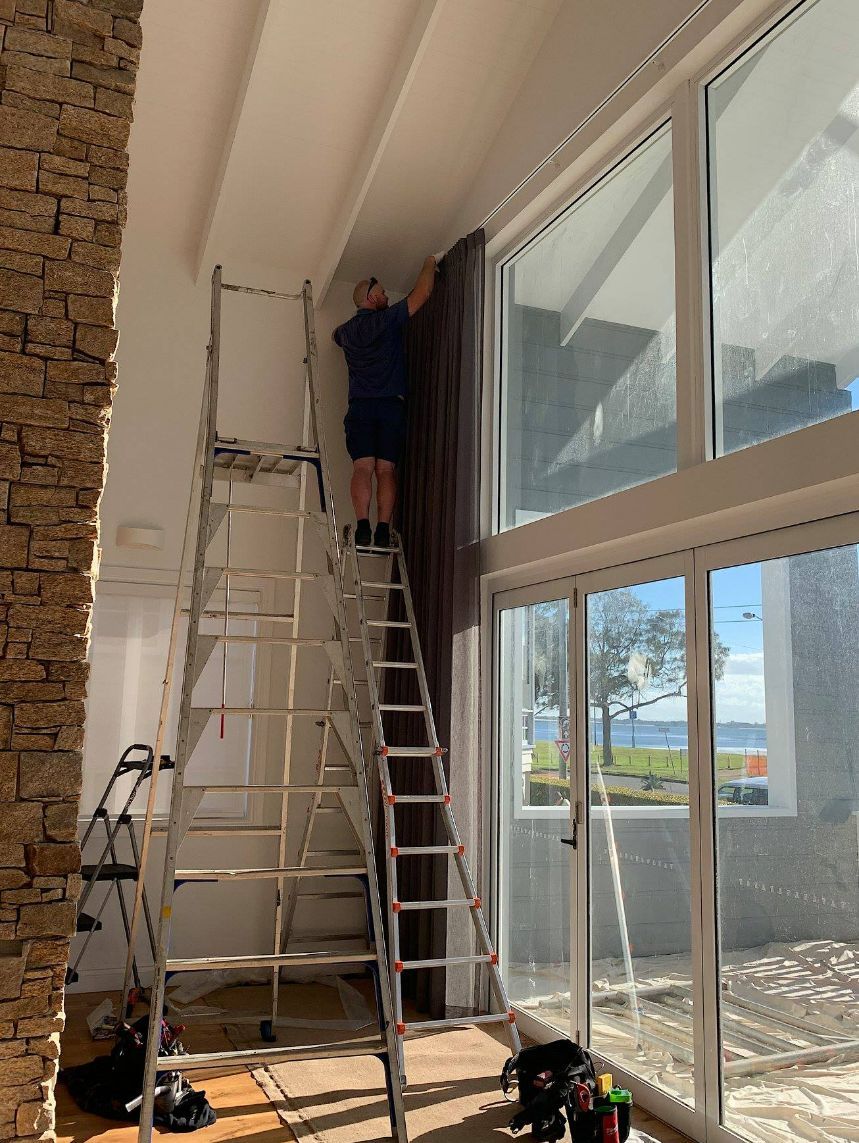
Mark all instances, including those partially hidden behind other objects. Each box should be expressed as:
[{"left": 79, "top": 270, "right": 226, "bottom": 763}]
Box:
[{"left": 717, "top": 776, "right": 768, "bottom": 805}]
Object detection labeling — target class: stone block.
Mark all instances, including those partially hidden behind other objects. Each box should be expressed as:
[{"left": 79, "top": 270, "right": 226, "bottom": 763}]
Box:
[
  {"left": 43, "top": 803, "right": 76, "bottom": 841},
  {"left": 18, "top": 750, "right": 82, "bottom": 797},
  {"left": 0, "top": 681, "right": 64, "bottom": 701},
  {"left": 53, "top": 135, "right": 86, "bottom": 161},
  {"left": 54, "top": 0, "right": 113, "bottom": 37},
  {"left": 0, "top": 248, "right": 41, "bottom": 275},
  {"left": 74, "top": 322, "right": 117, "bottom": 360},
  {"left": 58, "top": 214, "right": 94, "bottom": 240},
  {"left": 0, "top": 801, "right": 41, "bottom": 842},
  {"left": 15, "top": 700, "right": 85, "bottom": 729},
  {"left": 0, "top": 50, "right": 70, "bottom": 77},
  {"left": 70, "top": 240, "right": 120, "bottom": 272},
  {"left": 90, "top": 0, "right": 143, "bottom": 16},
  {"left": 66, "top": 294, "right": 112, "bottom": 326},
  {"left": 0, "top": 225, "right": 69, "bottom": 260},
  {"left": 86, "top": 144, "right": 127, "bottom": 170},
  {"left": 46, "top": 359, "right": 103, "bottom": 382},
  {"left": 0, "top": 751, "right": 16, "bottom": 799},
  {"left": 16, "top": 901, "right": 75, "bottom": 938},
  {"left": 0, "top": 1052, "right": 42, "bottom": 1084},
  {"left": 0, "top": 104, "right": 57, "bottom": 151},
  {"left": 0, "top": 395, "right": 68, "bottom": 428},
  {"left": 0, "top": 526, "right": 28, "bottom": 567},
  {"left": 94, "top": 88, "right": 133, "bottom": 119},
  {"left": 0, "top": 208, "right": 54, "bottom": 234},
  {"left": 21, "top": 426, "right": 104, "bottom": 464},
  {"left": 39, "top": 170, "right": 88, "bottom": 199},
  {"left": 0, "top": 269, "right": 42, "bottom": 314},
  {"left": 26, "top": 317, "right": 73, "bottom": 348},
  {"left": 25, "top": 843, "right": 80, "bottom": 876},
  {"left": 58, "top": 104, "right": 129, "bottom": 149},
  {"left": 0, "top": 946, "right": 27, "bottom": 1001},
  {"left": 15, "top": 1013, "right": 64, "bottom": 1036},
  {"left": 5, "top": 65, "right": 94, "bottom": 109},
  {"left": 58, "top": 196, "right": 117, "bottom": 221},
  {"left": 0, "top": 148, "right": 38, "bottom": 192},
  {"left": 0, "top": 349, "right": 44, "bottom": 395},
  {"left": 43, "top": 259, "right": 113, "bottom": 298},
  {"left": 0, "top": 188, "right": 57, "bottom": 218},
  {"left": 105, "top": 36, "right": 139, "bottom": 64},
  {"left": 16, "top": 1100, "right": 50, "bottom": 1136},
  {"left": 71, "top": 61, "right": 135, "bottom": 95},
  {"left": 3, "top": 28, "right": 71, "bottom": 60},
  {"left": 38, "top": 573, "right": 92, "bottom": 606}
]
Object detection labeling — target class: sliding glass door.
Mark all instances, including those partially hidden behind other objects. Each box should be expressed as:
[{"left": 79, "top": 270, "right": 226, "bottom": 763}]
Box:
[
  {"left": 496, "top": 582, "right": 576, "bottom": 1042},
  {"left": 493, "top": 516, "right": 859, "bottom": 1141}
]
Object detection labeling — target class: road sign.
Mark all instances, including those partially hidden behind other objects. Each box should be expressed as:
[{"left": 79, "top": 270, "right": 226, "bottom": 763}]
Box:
[
  {"left": 629, "top": 710, "right": 638, "bottom": 720},
  {"left": 555, "top": 740, "right": 570, "bottom": 765}
]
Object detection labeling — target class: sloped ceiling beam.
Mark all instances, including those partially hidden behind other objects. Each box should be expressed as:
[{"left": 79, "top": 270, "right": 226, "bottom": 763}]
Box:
[
  {"left": 313, "top": 0, "right": 447, "bottom": 305},
  {"left": 193, "top": 0, "right": 272, "bottom": 281}
]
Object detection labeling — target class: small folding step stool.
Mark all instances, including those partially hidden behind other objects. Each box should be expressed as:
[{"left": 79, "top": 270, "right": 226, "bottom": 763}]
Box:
[
  {"left": 68, "top": 744, "right": 173, "bottom": 992},
  {"left": 130, "top": 268, "right": 408, "bottom": 1143},
  {"left": 347, "top": 528, "right": 521, "bottom": 1083}
]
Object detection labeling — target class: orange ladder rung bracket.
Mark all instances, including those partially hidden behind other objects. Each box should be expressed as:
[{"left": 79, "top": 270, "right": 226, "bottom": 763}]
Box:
[
  {"left": 395, "top": 961, "right": 403, "bottom": 974},
  {"left": 392, "top": 900, "right": 401, "bottom": 913},
  {"left": 490, "top": 953, "right": 498, "bottom": 965},
  {"left": 443, "top": 794, "right": 451, "bottom": 804},
  {"left": 472, "top": 897, "right": 481, "bottom": 908},
  {"left": 390, "top": 846, "right": 399, "bottom": 857},
  {"left": 387, "top": 794, "right": 397, "bottom": 804},
  {"left": 396, "top": 1022, "right": 406, "bottom": 1035},
  {"left": 457, "top": 845, "right": 465, "bottom": 856}
]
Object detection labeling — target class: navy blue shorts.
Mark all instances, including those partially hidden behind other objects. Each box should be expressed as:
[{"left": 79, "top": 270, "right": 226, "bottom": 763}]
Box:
[{"left": 344, "top": 397, "right": 406, "bottom": 464}]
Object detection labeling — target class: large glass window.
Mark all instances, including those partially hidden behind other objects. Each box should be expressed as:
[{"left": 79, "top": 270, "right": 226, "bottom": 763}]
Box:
[
  {"left": 499, "top": 125, "right": 676, "bottom": 530},
  {"left": 710, "top": 545, "right": 859, "bottom": 1142},
  {"left": 707, "top": 0, "right": 859, "bottom": 455}
]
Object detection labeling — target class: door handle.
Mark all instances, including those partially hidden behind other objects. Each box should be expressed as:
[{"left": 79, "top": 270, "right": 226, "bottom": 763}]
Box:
[{"left": 560, "top": 821, "right": 578, "bottom": 849}]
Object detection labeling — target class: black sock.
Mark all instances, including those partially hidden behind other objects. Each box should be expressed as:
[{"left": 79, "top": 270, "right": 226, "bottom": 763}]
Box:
[
  {"left": 355, "top": 518, "right": 372, "bottom": 546},
  {"left": 374, "top": 521, "right": 391, "bottom": 548}
]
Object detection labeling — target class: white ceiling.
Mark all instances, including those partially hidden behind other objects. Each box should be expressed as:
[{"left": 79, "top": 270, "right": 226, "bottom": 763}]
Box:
[{"left": 129, "top": 0, "right": 562, "bottom": 294}]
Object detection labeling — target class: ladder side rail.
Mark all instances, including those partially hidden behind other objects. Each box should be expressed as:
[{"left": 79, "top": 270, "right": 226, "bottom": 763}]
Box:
[
  {"left": 393, "top": 545, "right": 440, "bottom": 750},
  {"left": 121, "top": 328, "right": 216, "bottom": 1009},
  {"left": 77, "top": 762, "right": 150, "bottom": 916},
  {"left": 303, "top": 280, "right": 407, "bottom": 1132},
  {"left": 348, "top": 533, "right": 404, "bottom": 1055},
  {"left": 270, "top": 372, "right": 313, "bottom": 1024},
  {"left": 139, "top": 265, "right": 223, "bottom": 1143},
  {"left": 125, "top": 816, "right": 157, "bottom": 960}
]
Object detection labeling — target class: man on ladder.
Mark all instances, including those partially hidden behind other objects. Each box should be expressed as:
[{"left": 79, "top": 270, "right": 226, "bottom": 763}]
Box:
[{"left": 333, "top": 252, "right": 443, "bottom": 549}]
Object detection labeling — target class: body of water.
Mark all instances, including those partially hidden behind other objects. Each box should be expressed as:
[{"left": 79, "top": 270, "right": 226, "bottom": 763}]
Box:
[{"left": 533, "top": 716, "right": 767, "bottom": 753}]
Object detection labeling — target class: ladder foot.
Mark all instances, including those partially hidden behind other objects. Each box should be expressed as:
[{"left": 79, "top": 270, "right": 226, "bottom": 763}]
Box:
[{"left": 260, "top": 1019, "right": 277, "bottom": 1043}]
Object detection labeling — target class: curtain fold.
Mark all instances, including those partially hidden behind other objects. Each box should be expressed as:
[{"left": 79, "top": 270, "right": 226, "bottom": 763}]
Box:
[{"left": 381, "top": 230, "right": 485, "bottom": 1019}]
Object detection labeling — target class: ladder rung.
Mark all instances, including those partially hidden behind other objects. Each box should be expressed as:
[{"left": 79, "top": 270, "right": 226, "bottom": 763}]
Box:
[
  {"left": 297, "top": 890, "right": 364, "bottom": 901},
  {"left": 152, "top": 825, "right": 282, "bottom": 837},
  {"left": 391, "top": 845, "right": 462, "bottom": 857},
  {"left": 224, "top": 504, "right": 317, "bottom": 520},
  {"left": 396, "top": 899, "right": 477, "bottom": 911},
  {"left": 345, "top": 592, "right": 387, "bottom": 601},
  {"left": 166, "top": 950, "right": 374, "bottom": 972},
  {"left": 356, "top": 545, "right": 399, "bottom": 555},
  {"left": 373, "top": 661, "right": 417, "bottom": 669},
  {"left": 182, "top": 783, "right": 351, "bottom": 793},
  {"left": 402, "top": 1013, "right": 514, "bottom": 1034},
  {"left": 361, "top": 581, "right": 404, "bottom": 590},
  {"left": 379, "top": 704, "right": 425, "bottom": 712},
  {"left": 214, "top": 435, "right": 318, "bottom": 460},
  {"left": 367, "top": 619, "right": 410, "bottom": 628},
  {"left": 388, "top": 794, "right": 448, "bottom": 803},
  {"left": 398, "top": 954, "right": 493, "bottom": 970},
  {"left": 192, "top": 706, "right": 342, "bottom": 717},
  {"left": 158, "top": 1038, "right": 387, "bottom": 1071},
  {"left": 215, "top": 634, "right": 326, "bottom": 645},
  {"left": 219, "top": 567, "right": 323, "bottom": 581},
  {"left": 382, "top": 747, "right": 440, "bottom": 757},
  {"left": 174, "top": 866, "right": 367, "bottom": 881},
  {"left": 184, "top": 609, "right": 295, "bottom": 623}
]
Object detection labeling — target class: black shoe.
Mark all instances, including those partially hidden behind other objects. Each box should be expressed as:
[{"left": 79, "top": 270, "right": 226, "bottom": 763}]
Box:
[
  {"left": 355, "top": 519, "right": 372, "bottom": 547},
  {"left": 373, "top": 522, "right": 392, "bottom": 549}
]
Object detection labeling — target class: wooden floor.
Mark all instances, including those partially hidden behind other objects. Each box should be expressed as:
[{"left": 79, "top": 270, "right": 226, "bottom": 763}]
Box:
[{"left": 56, "top": 990, "right": 691, "bottom": 1142}]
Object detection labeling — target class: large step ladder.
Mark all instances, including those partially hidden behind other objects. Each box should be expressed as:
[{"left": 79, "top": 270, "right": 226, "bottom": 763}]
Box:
[
  {"left": 347, "top": 529, "right": 521, "bottom": 1083},
  {"left": 135, "top": 268, "right": 408, "bottom": 1142}
]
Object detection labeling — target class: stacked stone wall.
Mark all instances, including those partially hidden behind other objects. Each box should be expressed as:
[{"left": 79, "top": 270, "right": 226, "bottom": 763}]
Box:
[{"left": 0, "top": 0, "right": 140, "bottom": 1136}]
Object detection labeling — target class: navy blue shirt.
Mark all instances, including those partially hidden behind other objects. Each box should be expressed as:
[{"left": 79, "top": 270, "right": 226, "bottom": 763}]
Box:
[{"left": 333, "top": 298, "right": 409, "bottom": 400}]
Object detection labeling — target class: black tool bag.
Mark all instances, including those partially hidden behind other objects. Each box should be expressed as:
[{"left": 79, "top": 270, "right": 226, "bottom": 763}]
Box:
[
  {"left": 60, "top": 1014, "right": 217, "bottom": 1131},
  {"left": 501, "top": 1039, "right": 630, "bottom": 1143}
]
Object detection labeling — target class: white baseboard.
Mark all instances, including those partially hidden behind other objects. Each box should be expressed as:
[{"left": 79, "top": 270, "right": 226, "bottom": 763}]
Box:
[{"left": 67, "top": 964, "right": 154, "bottom": 996}]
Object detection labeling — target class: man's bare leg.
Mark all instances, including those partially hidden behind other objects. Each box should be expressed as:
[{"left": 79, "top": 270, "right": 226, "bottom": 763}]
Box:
[
  {"left": 373, "top": 459, "right": 397, "bottom": 547},
  {"left": 351, "top": 457, "right": 374, "bottom": 546}
]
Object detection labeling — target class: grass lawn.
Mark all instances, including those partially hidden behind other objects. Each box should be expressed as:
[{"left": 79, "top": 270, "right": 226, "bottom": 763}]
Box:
[{"left": 530, "top": 739, "right": 748, "bottom": 781}]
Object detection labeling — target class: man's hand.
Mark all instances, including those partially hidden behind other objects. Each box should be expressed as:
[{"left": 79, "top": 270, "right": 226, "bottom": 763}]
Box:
[{"left": 433, "top": 249, "right": 447, "bottom": 267}]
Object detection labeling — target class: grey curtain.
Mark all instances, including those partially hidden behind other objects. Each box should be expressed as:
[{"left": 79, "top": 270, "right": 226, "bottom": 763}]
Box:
[{"left": 381, "top": 230, "right": 485, "bottom": 1019}]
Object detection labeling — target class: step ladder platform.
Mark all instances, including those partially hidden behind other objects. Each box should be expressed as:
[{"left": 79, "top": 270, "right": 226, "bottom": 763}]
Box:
[
  {"left": 157, "top": 1038, "right": 388, "bottom": 1072},
  {"left": 175, "top": 865, "right": 368, "bottom": 881},
  {"left": 81, "top": 862, "right": 138, "bottom": 882},
  {"left": 166, "top": 950, "right": 375, "bottom": 973}
]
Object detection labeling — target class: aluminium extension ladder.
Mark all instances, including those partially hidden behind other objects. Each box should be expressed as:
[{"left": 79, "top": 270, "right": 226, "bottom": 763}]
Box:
[
  {"left": 348, "top": 529, "right": 521, "bottom": 1082},
  {"left": 133, "top": 267, "right": 408, "bottom": 1142}
]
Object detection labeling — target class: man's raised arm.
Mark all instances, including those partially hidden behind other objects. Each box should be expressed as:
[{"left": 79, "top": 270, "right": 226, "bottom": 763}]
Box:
[{"left": 406, "top": 254, "right": 440, "bottom": 317}]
